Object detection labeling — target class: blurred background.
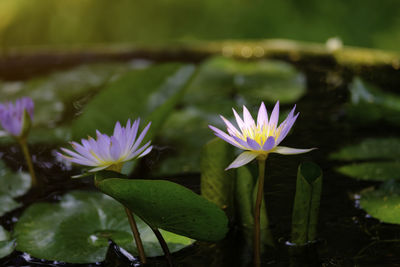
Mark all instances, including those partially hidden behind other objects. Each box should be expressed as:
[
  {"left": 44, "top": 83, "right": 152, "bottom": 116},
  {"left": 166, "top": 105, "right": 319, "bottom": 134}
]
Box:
[{"left": 1, "top": 0, "right": 400, "bottom": 50}]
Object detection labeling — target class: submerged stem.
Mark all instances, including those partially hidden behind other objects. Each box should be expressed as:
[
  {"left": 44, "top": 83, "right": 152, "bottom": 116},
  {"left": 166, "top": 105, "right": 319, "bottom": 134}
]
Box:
[
  {"left": 17, "top": 138, "right": 38, "bottom": 188},
  {"left": 254, "top": 159, "right": 266, "bottom": 267},
  {"left": 152, "top": 227, "right": 173, "bottom": 267}
]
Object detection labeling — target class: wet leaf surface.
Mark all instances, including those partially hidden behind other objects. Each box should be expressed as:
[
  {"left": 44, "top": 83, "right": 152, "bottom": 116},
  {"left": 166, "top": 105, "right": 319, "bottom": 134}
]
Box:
[
  {"left": 95, "top": 172, "right": 229, "bottom": 242},
  {"left": 15, "top": 191, "right": 193, "bottom": 264}
]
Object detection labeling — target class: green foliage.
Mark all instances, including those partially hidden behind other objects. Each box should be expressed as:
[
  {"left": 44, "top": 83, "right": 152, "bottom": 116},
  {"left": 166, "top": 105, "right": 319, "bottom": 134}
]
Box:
[
  {"left": 360, "top": 182, "right": 400, "bottom": 224},
  {"left": 291, "top": 162, "right": 322, "bottom": 245},
  {"left": 70, "top": 63, "right": 195, "bottom": 140},
  {"left": 0, "top": 226, "right": 14, "bottom": 259},
  {"left": 330, "top": 138, "right": 400, "bottom": 161},
  {"left": 200, "top": 138, "right": 235, "bottom": 218},
  {"left": 15, "top": 191, "right": 193, "bottom": 264},
  {"left": 0, "top": 161, "right": 31, "bottom": 216},
  {"left": 94, "top": 172, "right": 229, "bottom": 242},
  {"left": 331, "top": 138, "right": 400, "bottom": 181},
  {"left": 155, "top": 57, "right": 304, "bottom": 175},
  {"left": 346, "top": 78, "right": 400, "bottom": 126},
  {"left": 337, "top": 162, "right": 400, "bottom": 181}
]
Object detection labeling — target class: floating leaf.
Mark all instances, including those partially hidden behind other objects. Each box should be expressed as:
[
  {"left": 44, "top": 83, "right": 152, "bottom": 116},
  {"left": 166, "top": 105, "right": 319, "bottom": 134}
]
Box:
[
  {"left": 331, "top": 138, "right": 400, "bottom": 181},
  {"left": 360, "top": 187, "right": 400, "bottom": 224},
  {"left": 70, "top": 63, "right": 195, "bottom": 140},
  {"left": 0, "top": 226, "right": 14, "bottom": 259},
  {"left": 347, "top": 77, "right": 400, "bottom": 126},
  {"left": 0, "top": 160, "right": 31, "bottom": 216},
  {"left": 183, "top": 57, "right": 305, "bottom": 113},
  {"left": 200, "top": 138, "right": 235, "bottom": 218},
  {"left": 336, "top": 161, "right": 400, "bottom": 181},
  {"left": 330, "top": 138, "right": 400, "bottom": 161},
  {"left": 95, "top": 172, "right": 229, "bottom": 242},
  {"left": 15, "top": 191, "right": 193, "bottom": 264},
  {"left": 291, "top": 162, "right": 323, "bottom": 245}
]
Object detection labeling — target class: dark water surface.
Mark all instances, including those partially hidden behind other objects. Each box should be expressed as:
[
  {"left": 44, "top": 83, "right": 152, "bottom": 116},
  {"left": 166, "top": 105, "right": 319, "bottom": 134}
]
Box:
[{"left": 1, "top": 54, "right": 400, "bottom": 267}]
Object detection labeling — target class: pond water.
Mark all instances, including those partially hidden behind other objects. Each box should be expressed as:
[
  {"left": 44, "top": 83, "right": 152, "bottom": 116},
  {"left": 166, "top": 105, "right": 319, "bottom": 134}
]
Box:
[{"left": 1, "top": 50, "right": 400, "bottom": 267}]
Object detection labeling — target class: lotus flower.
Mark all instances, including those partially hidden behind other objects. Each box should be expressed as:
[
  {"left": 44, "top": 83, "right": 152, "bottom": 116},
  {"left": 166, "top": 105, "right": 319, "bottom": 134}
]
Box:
[
  {"left": 59, "top": 119, "right": 152, "bottom": 172},
  {"left": 209, "top": 101, "right": 314, "bottom": 170},
  {"left": 0, "top": 97, "right": 34, "bottom": 137}
]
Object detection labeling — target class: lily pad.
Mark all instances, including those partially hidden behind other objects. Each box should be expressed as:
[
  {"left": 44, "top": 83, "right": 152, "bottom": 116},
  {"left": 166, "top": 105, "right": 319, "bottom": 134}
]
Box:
[
  {"left": 336, "top": 162, "right": 400, "bottom": 181},
  {"left": 331, "top": 138, "right": 400, "bottom": 182},
  {"left": 360, "top": 187, "right": 400, "bottom": 224},
  {"left": 330, "top": 138, "right": 400, "bottom": 161},
  {"left": 0, "top": 160, "right": 31, "bottom": 216},
  {"left": 15, "top": 191, "right": 193, "bottom": 264},
  {"left": 94, "top": 172, "right": 229, "bottom": 242},
  {"left": 70, "top": 63, "right": 195, "bottom": 140},
  {"left": 0, "top": 226, "right": 14, "bottom": 259},
  {"left": 346, "top": 77, "right": 400, "bottom": 126},
  {"left": 183, "top": 57, "right": 305, "bottom": 113}
]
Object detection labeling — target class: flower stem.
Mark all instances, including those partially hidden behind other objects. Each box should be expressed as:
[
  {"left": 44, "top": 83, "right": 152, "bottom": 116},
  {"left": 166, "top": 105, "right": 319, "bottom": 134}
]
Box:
[
  {"left": 124, "top": 207, "right": 147, "bottom": 264},
  {"left": 254, "top": 159, "right": 266, "bottom": 267},
  {"left": 17, "top": 138, "right": 38, "bottom": 188},
  {"left": 107, "top": 164, "right": 147, "bottom": 264},
  {"left": 151, "top": 227, "right": 173, "bottom": 267}
]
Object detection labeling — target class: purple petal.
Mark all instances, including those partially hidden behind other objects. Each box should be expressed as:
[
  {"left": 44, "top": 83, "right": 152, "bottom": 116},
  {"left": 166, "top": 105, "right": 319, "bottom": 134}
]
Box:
[
  {"left": 242, "top": 105, "right": 255, "bottom": 128},
  {"left": 232, "top": 135, "right": 249, "bottom": 149},
  {"left": 272, "top": 146, "right": 316, "bottom": 155},
  {"left": 268, "top": 101, "right": 280, "bottom": 131},
  {"left": 232, "top": 108, "right": 245, "bottom": 131},
  {"left": 220, "top": 115, "right": 240, "bottom": 136},
  {"left": 246, "top": 137, "right": 261, "bottom": 150},
  {"left": 257, "top": 102, "right": 268, "bottom": 128},
  {"left": 138, "top": 145, "right": 153, "bottom": 158},
  {"left": 210, "top": 125, "right": 245, "bottom": 149},
  {"left": 225, "top": 151, "right": 258, "bottom": 170},
  {"left": 262, "top": 136, "right": 275, "bottom": 151},
  {"left": 276, "top": 111, "right": 299, "bottom": 145},
  {"left": 131, "top": 122, "right": 151, "bottom": 152},
  {"left": 110, "top": 136, "right": 122, "bottom": 161}
]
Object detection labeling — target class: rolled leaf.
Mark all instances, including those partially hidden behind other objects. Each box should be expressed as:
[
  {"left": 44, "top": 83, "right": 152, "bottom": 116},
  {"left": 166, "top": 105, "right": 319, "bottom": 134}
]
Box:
[
  {"left": 200, "top": 138, "right": 235, "bottom": 218},
  {"left": 291, "top": 162, "right": 322, "bottom": 245}
]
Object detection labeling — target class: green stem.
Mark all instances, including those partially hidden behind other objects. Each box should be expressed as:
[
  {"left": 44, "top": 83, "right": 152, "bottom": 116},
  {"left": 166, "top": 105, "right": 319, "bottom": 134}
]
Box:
[
  {"left": 254, "top": 159, "right": 266, "bottom": 267},
  {"left": 17, "top": 138, "right": 38, "bottom": 187},
  {"left": 151, "top": 227, "right": 173, "bottom": 267},
  {"left": 106, "top": 164, "right": 147, "bottom": 264},
  {"left": 124, "top": 207, "right": 147, "bottom": 264}
]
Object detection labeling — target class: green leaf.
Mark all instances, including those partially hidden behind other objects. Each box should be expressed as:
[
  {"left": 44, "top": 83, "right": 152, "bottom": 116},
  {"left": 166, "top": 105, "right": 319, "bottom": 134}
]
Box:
[
  {"left": 291, "top": 162, "right": 322, "bottom": 245},
  {"left": 94, "top": 174, "right": 229, "bottom": 242},
  {"left": 346, "top": 77, "right": 400, "bottom": 126},
  {"left": 15, "top": 191, "right": 193, "bottom": 264},
  {"left": 336, "top": 161, "right": 400, "bottom": 181},
  {"left": 200, "top": 138, "right": 235, "bottom": 218},
  {"left": 0, "top": 226, "right": 14, "bottom": 259},
  {"left": 330, "top": 138, "right": 400, "bottom": 161},
  {"left": 360, "top": 187, "right": 400, "bottom": 224},
  {"left": 0, "top": 160, "right": 31, "bottom": 216},
  {"left": 70, "top": 63, "right": 195, "bottom": 140}
]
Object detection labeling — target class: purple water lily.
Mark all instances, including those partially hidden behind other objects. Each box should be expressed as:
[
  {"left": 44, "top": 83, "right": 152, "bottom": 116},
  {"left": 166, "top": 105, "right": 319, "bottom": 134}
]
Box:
[
  {"left": 0, "top": 97, "right": 34, "bottom": 137},
  {"left": 209, "top": 101, "right": 315, "bottom": 170},
  {"left": 59, "top": 119, "right": 152, "bottom": 172}
]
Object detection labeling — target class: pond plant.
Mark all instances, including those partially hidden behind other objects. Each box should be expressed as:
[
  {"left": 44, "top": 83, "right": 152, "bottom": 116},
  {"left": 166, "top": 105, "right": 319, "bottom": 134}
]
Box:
[
  {"left": 0, "top": 97, "right": 37, "bottom": 187},
  {"left": 209, "top": 101, "right": 315, "bottom": 267},
  {"left": 58, "top": 119, "right": 153, "bottom": 264}
]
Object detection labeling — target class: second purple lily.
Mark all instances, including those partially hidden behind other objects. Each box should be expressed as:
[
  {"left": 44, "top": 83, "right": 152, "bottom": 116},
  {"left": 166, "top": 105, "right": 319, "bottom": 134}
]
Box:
[{"left": 209, "top": 101, "right": 315, "bottom": 170}]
